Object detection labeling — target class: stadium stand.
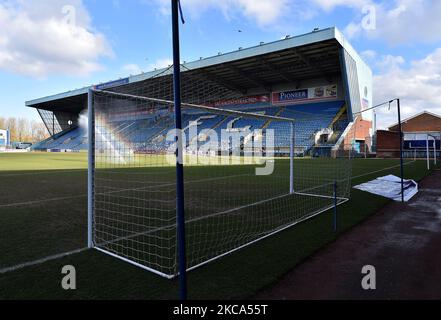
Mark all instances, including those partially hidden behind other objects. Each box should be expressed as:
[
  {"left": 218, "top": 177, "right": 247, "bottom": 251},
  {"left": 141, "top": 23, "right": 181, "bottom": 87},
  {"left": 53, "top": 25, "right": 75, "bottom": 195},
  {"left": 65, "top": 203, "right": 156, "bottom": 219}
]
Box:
[
  {"left": 31, "top": 100, "right": 349, "bottom": 156},
  {"left": 32, "top": 127, "right": 85, "bottom": 151},
  {"left": 27, "top": 28, "right": 372, "bottom": 160},
  {"left": 267, "top": 100, "right": 348, "bottom": 153}
]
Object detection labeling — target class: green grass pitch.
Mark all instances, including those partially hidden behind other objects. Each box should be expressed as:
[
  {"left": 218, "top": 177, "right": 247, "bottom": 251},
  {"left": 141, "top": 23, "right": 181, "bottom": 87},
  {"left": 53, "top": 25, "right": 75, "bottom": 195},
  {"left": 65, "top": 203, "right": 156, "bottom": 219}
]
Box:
[{"left": 0, "top": 152, "right": 438, "bottom": 299}]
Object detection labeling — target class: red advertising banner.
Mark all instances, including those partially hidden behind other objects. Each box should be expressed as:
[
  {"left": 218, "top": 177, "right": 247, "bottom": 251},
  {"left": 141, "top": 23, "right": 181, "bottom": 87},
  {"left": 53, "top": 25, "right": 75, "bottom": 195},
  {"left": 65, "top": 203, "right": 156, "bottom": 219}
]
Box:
[{"left": 210, "top": 95, "right": 270, "bottom": 108}]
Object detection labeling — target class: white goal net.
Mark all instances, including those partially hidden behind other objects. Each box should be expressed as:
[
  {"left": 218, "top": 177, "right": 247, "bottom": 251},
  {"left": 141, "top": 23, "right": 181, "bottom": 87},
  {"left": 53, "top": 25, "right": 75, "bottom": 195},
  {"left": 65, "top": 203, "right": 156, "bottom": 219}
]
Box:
[{"left": 88, "top": 67, "right": 352, "bottom": 278}]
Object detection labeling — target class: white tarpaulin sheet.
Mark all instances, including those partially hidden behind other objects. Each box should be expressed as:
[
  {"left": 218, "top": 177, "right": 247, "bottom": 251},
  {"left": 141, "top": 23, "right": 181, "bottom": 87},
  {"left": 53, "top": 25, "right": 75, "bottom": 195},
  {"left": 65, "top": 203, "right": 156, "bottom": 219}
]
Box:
[{"left": 354, "top": 175, "right": 419, "bottom": 202}]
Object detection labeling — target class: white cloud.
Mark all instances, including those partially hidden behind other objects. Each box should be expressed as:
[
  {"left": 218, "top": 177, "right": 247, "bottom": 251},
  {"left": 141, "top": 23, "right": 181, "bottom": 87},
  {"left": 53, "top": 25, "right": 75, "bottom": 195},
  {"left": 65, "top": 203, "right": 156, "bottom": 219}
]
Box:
[
  {"left": 312, "top": 0, "right": 372, "bottom": 11},
  {"left": 120, "top": 59, "right": 174, "bottom": 78},
  {"left": 376, "top": 54, "right": 405, "bottom": 71},
  {"left": 148, "top": 58, "right": 173, "bottom": 70},
  {"left": 232, "top": 0, "right": 289, "bottom": 26},
  {"left": 150, "top": 0, "right": 441, "bottom": 44},
  {"left": 122, "top": 64, "right": 143, "bottom": 75},
  {"left": 327, "top": 0, "right": 441, "bottom": 45},
  {"left": 120, "top": 58, "right": 174, "bottom": 77},
  {"left": 373, "top": 49, "right": 441, "bottom": 128},
  {"left": 153, "top": 0, "right": 290, "bottom": 27},
  {"left": 0, "top": 0, "right": 111, "bottom": 78},
  {"left": 377, "top": 0, "right": 441, "bottom": 45},
  {"left": 344, "top": 22, "right": 362, "bottom": 39},
  {"left": 361, "top": 49, "right": 377, "bottom": 61}
]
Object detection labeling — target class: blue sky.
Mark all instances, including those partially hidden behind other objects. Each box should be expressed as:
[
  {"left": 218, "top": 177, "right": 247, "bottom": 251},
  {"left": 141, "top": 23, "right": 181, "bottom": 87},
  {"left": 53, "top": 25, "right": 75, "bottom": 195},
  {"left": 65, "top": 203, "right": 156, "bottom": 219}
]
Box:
[{"left": 1, "top": 0, "right": 441, "bottom": 121}]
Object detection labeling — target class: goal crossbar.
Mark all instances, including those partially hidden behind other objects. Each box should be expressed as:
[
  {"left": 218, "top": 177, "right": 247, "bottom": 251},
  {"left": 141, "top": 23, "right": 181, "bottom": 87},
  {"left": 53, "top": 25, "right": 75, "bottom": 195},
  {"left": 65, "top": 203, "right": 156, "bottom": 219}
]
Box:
[{"left": 92, "top": 89, "right": 296, "bottom": 123}]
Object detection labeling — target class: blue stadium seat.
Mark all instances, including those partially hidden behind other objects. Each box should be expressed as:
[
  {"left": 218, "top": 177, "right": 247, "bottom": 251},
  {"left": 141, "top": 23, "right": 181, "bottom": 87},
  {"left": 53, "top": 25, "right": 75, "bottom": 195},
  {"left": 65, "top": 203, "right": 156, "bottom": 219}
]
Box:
[
  {"left": 33, "top": 101, "right": 348, "bottom": 153},
  {"left": 266, "top": 100, "right": 347, "bottom": 151}
]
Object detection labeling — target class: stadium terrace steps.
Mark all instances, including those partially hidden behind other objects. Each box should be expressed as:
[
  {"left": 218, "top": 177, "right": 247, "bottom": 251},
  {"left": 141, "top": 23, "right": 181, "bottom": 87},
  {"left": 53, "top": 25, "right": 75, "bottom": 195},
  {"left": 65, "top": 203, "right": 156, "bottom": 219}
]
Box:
[
  {"left": 33, "top": 126, "right": 84, "bottom": 151},
  {"left": 266, "top": 100, "right": 348, "bottom": 151},
  {"left": 211, "top": 116, "right": 229, "bottom": 131},
  {"left": 262, "top": 107, "right": 286, "bottom": 130},
  {"left": 33, "top": 101, "right": 350, "bottom": 154},
  {"left": 330, "top": 104, "right": 348, "bottom": 128}
]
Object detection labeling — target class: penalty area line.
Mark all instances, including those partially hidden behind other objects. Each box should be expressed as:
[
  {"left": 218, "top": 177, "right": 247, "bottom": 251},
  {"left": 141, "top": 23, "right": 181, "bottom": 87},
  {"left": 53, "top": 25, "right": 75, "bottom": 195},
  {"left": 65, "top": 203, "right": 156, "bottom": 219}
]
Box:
[
  {"left": 0, "top": 169, "right": 87, "bottom": 177},
  {"left": 0, "top": 247, "right": 88, "bottom": 275},
  {"left": 0, "top": 173, "right": 250, "bottom": 209}
]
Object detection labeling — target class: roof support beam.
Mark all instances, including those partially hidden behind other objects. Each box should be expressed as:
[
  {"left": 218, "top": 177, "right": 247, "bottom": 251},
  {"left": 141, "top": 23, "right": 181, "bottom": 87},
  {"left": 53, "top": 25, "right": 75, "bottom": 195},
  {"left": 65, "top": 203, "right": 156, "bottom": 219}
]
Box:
[
  {"left": 196, "top": 70, "right": 248, "bottom": 96},
  {"left": 257, "top": 56, "right": 301, "bottom": 88},
  {"left": 223, "top": 64, "right": 272, "bottom": 92},
  {"left": 292, "top": 49, "right": 334, "bottom": 83}
]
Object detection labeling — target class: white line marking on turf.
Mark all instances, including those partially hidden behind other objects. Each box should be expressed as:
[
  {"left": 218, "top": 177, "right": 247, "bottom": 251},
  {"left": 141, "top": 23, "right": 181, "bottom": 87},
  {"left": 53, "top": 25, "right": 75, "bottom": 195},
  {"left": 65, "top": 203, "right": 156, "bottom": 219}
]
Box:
[
  {"left": 0, "top": 160, "right": 419, "bottom": 273},
  {"left": 185, "top": 199, "right": 351, "bottom": 277},
  {"left": 0, "top": 189, "right": 343, "bottom": 275},
  {"left": 0, "top": 161, "right": 416, "bottom": 209},
  {"left": 0, "top": 195, "right": 87, "bottom": 208},
  {"left": 97, "top": 196, "right": 351, "bottom": 279},
  {"left": 93, "top": 192, "right": 298, "bottom": 258},
  {"left": 0, "top": 248, "right": 88, "bottom": 274},
  {"left": 0, "top": 169, "right": 86, "bottom": 177},
  {"left": 95, "top": 189, "right": 351, "bottom": 258},
  {"left": 0, "top": 174, "right": 250, "bottom": 209},
  {"left": 350, "top": 160, "right": 416, "bottom": 181},
  {"left": 292, "top": 161, "right": 418, "bottom": 196}
]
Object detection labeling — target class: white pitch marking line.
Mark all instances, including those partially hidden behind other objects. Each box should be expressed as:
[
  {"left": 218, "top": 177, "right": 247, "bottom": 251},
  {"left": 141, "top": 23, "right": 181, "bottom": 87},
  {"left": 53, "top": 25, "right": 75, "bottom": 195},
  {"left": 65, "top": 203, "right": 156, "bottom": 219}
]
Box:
[
  {"left": 0, "top": 248, "right": 88, "bottom": 274},
  {"left": 0, "top": 160, "right": 419, "bottom": 274},
  {"left": 296, "top": 160, "right": 417, "bottom": 195},
  {"left": 95, "top": 192, "right": 295, "bottom": 252},
  {"left": 350, "top": 160, "right": 416, "bottom": 181},
  {"left": 0, "top": 161, "right": 416, "bottom": 208},
  {"left": 0, "top": 169, "right": 86, "bottom": 177},
  {"left": 0, "top": 173, "right": 250, "bottom": 208}
]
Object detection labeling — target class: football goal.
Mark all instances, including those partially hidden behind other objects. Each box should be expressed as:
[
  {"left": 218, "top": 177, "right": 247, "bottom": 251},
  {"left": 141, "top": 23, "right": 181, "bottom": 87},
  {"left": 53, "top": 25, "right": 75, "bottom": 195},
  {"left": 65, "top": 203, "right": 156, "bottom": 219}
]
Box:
[{"left": 87, "top": 84, "right": 353, "bottom": 279}]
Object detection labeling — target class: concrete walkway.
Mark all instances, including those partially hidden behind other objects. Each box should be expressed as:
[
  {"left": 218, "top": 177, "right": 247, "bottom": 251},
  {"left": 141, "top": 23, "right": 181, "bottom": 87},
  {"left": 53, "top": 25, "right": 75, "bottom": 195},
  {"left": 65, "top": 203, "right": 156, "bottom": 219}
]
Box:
[{"left": 257, "top": 169, "right": 441, "bottom": 300}]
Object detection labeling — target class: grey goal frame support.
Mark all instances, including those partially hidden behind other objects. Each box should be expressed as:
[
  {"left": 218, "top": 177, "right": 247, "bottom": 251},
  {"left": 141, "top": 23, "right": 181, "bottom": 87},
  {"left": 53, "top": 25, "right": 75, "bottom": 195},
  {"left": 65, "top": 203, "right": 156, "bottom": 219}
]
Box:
[
  {"left": 290, "top": 122, "right": 295, "bottom": 194},
  {"left": 426, "top": 133, "right": 438, "bottom": 170},
  {"left": 87, "top": 88, "right": 95, "bottom": 249}
]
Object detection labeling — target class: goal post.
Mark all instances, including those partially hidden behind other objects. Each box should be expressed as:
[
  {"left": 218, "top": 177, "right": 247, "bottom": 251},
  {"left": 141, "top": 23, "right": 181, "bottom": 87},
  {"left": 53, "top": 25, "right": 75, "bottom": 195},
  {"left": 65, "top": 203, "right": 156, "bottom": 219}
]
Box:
[
  {"left": 87, "top": 88, "right": 351, "bottom": 279},
  {"left": 290, "top": 122, "right": 295, "bottom": 194},
  {"left": 87, "top": 88, "right": 94, "bottom": 249}
]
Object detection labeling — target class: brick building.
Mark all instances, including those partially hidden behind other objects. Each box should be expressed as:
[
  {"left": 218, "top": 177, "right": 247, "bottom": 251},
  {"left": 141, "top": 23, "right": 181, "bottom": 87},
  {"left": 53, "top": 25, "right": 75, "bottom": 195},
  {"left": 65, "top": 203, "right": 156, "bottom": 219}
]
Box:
[
  {"left": 376, "top": 130, "right": 401, "bottom": 158},
  {"left": 344, "top": 117, "right": 373, "bottom": 153},
  {"left": 377, "top": 111, "right": 441, "bottom": 158}
]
